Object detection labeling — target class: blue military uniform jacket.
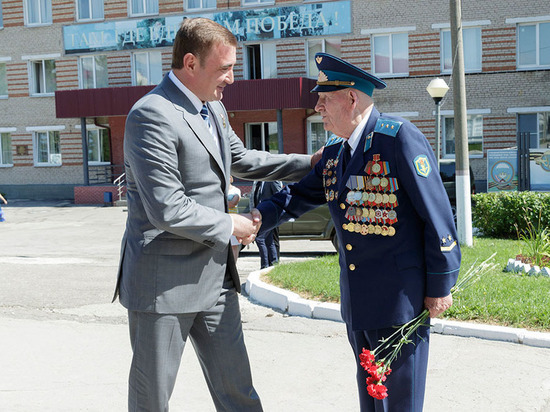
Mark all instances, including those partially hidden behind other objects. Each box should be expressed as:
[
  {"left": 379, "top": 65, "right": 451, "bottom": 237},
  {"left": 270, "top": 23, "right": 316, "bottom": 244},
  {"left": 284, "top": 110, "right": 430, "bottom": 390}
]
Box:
[{"left": 257, "top": 107, "right": 461, "bottom": 331}]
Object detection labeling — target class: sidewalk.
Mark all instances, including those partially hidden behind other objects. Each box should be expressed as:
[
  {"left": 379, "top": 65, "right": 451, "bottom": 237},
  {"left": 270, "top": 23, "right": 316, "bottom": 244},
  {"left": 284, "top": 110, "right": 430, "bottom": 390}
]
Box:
[{"left": 1, "top": 203, "right": 550, "bottom": 411}]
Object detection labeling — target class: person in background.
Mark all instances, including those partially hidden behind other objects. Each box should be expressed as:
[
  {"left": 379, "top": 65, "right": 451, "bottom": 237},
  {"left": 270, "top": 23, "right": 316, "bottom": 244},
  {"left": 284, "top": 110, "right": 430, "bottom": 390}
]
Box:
[
  {"left": 228, "top": 176, "right": 242, "bottom": 261},
  {"left": 0, "top": 192, "right": 7, "bottom": 222},
  {"left": 256, "top": 53, "right": 461, "bottom": 412},
  {"left": 112, "top": 18, "right": 322, "bottom": 412},
  {"left": 250, "top": 180, "right": 283, "bottom": 269}
]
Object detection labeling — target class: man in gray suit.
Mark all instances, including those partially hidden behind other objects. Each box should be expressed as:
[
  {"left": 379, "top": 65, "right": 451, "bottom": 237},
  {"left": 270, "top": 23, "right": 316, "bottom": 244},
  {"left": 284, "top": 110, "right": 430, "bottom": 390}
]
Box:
[{"left": 113, "top": 18, "right": 320, "bottom": 412}]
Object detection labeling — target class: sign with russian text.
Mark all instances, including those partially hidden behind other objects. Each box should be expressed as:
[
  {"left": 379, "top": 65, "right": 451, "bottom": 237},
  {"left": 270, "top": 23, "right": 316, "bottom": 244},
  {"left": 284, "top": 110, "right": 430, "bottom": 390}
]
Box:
[
  {"left": 487, "top": 149, "right": 518, "bottom": 192},
  {"left": 63, "top": 1, "right": 351, "bottom": 54}
]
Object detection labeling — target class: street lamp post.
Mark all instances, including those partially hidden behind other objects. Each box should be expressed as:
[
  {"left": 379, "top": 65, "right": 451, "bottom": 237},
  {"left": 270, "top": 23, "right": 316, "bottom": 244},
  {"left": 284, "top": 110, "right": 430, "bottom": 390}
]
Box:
[{"left": 426, "top": 78, "right": 450, "bottom": 170}]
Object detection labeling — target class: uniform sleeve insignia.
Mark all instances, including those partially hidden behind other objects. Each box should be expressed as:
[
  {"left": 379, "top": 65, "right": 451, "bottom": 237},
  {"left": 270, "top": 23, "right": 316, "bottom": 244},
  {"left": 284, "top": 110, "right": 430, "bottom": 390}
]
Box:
[
  {"left": 325, "top": 134, "right": 344, "bottom": 147},
  {"left": 374, "top": 118, "right": 402, "bottom": 137},
  {"left": 413, "top": 155, "right": 431, "bottom": 178},
  {"left": 440, "top": 234, "right": 457, "bottom": 252}
]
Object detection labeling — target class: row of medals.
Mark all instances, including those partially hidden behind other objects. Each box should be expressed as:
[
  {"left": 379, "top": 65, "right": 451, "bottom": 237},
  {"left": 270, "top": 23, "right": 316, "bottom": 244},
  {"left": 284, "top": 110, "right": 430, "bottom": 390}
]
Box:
[{"left": 323, "top": 152, "right": 399, "bottom": 237}]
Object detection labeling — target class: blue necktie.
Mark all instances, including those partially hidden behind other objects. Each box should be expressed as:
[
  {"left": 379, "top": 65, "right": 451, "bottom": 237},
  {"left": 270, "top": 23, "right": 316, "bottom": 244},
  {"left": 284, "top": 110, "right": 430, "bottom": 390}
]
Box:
[
  {"left": 341, "top": 141, "right": 351, "bottom": 172},
  {"left": 200, "top": 104, "right": 212, "bottom": 133}
]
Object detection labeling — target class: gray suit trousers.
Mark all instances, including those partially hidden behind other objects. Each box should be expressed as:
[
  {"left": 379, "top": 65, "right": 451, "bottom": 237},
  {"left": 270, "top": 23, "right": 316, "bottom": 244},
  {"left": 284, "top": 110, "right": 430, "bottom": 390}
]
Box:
[{"left": 128, "top": 276, "right": 262, "bottom": 412}]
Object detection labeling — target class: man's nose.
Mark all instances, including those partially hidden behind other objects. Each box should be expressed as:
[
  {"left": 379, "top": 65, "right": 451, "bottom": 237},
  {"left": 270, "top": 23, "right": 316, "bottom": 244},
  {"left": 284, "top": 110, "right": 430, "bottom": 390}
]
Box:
[
  {"left": 225, "top": 69, "right": 234, "bottom": 85},
  {"left": 314, "top": 99, "right": 323, "bottom": 112}
]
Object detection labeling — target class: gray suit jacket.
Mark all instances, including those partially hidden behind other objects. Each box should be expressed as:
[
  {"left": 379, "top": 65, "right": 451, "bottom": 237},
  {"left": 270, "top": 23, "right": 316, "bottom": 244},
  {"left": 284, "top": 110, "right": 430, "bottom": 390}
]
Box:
[{"left": 113, "top": 75, "right": 311, "bottom": 314}]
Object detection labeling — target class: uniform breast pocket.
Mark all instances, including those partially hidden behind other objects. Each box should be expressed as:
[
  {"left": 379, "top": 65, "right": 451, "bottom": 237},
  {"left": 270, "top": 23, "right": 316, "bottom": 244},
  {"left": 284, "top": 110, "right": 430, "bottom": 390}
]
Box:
[{"left": 142, "top": 237, "right": 195, "bottom": 256}]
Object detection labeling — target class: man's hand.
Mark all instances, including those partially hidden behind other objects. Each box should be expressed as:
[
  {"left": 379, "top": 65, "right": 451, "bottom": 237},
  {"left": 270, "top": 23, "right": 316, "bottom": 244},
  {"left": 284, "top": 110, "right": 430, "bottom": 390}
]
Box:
[
  {"left": 424, "top": 294, "right": 453, "bottom": 318},
  {"left": 310, "top": 146, "right": 324, "bottom": 167},
  {"left": 231, "top": 209, "right": 262, "bottom": 246}
]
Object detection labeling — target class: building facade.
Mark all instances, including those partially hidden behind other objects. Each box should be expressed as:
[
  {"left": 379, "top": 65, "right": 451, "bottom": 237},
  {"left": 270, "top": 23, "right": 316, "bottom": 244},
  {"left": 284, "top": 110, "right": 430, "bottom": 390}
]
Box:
[{"left": 0, "top": 0, "right": 549, "bottom": 201}]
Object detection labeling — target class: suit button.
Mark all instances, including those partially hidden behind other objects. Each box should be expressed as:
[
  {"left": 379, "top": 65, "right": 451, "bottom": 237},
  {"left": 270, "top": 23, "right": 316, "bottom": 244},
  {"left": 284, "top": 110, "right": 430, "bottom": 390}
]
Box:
[
  {"left": 349, "top": 264, "right": 356, "bottom": 271},
  {"left": 340, "top": 203, "right": 346, "bottom": 209},
  {"left": 346, "top": 244, "right": 352, "bottom": 251}
]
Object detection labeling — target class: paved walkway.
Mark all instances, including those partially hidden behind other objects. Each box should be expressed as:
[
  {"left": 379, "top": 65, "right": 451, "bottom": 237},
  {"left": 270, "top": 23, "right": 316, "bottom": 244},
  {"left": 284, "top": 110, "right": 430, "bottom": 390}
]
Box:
[{"left": 1, "top": 202, "right": 550, "bottom": 411}]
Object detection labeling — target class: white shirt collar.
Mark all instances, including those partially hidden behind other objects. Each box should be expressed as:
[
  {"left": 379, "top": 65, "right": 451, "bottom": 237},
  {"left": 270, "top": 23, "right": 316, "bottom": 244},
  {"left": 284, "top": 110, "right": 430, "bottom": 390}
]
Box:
[
  {"left": 168, "top": 70, "right": 204, "bottom": 112},
  {"left": 346, "top": 105, "right": 373, "bottom": 155}
]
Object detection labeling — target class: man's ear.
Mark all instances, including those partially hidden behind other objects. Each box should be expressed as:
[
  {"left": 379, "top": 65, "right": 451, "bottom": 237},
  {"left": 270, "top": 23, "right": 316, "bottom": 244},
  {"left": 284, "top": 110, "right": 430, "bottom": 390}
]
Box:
[
  {"left": 182, "top": 53, "right": 197, "bottom": 72},
  {"left": 348, "top": 89, "right": 358, "bottom": 106}
]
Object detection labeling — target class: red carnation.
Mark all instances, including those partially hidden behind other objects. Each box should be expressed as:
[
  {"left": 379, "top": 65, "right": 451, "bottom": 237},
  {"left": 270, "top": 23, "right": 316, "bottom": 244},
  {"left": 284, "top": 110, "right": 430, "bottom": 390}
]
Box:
[{"left": 367, "top": 383, "right": 388, "bottom": 400}]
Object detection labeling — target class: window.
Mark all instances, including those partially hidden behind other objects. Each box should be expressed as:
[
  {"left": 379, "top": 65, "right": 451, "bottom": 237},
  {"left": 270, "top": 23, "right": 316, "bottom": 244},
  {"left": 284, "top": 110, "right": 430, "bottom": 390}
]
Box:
[
  {"left": 76, "top": 0, "right": 104, "bottom": 21},
  {"left": 34, "top": 130, "right": 61, "bottom": 166},
  {"left": 88, "top": 128, "right": 110, "bottom": 164},
  {"left": 79, "top": 55, "right": 108, "bottom": 89},
  {"left": 186, "top": 0, "right": 215, "bottom": 10},
  {"left": 242, "top": 0, "right": 273, "bottom": 5},
  {"left": 0, "top": 62, "right": 7, "bottom": 97},
  {"left": 30, "top": 59, "right": 56, "bottom": 95},
  {"left": 132, "top": 51, "right": 162, "bottom": 85},
  {"left": 0, "top": 132, "right": 12, "bottom": 166},
  {"left": 25, "top": 0, "right": 52, "bottom": 25},
  {"left": 518, "top": 113, "right": 550, "bottom": 149},
  {"left": 245, "top": 122, "right": 278, "bottom": 153},
  {"left": 129, "top": 0, "right": 158, "bottom": 16},
  {"left": 372, "top": 33, "right": 408, "bottom": 76},
  {"left": 441, "top": 27, "right": 482, "bottom": 73},
  {"left": 518, "top": 22, "right": 550, "bottom": 69},
  {"left": 442, "top": 114, "right": 483, "bottom": 158},
  {"left": 307, "top": 118, "right": 329, "bottom": 154},
  {"left": 244, "top": 43, "right": 276, "bottom": 80},
  {"left": 308, "top": 39, "right": 341, "bottom": 78}
]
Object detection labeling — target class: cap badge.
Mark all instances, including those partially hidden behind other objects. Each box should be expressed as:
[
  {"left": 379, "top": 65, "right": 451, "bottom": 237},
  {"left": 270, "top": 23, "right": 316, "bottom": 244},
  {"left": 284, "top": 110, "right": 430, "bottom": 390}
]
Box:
[
  {"left": 316, "top": 56, "right": 323, "bottom": 64},
  {"left": 318, "top": 71, "right": 329, "bottom": 83}
]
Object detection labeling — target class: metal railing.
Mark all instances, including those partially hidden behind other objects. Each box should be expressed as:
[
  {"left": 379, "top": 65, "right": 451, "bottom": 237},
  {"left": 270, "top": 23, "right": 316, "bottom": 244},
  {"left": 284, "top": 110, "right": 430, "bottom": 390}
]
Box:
[
  {"left": 113, "top": 172, "right": 126, "bottom": 202},
  {"left": 88, "top": 164, "right": 125, "bottom": 186}
]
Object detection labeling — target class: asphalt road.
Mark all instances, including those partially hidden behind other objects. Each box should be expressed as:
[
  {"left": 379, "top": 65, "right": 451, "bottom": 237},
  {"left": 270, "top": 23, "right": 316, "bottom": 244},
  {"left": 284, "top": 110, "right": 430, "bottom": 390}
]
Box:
[{"left": 1, "top": 201, "right": 549, "bottom": 411}]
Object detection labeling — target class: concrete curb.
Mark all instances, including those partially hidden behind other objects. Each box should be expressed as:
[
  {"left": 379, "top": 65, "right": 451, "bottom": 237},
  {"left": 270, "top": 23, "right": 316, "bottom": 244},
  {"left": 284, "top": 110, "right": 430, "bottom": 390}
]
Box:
[{"left": 245, "top": 268, "right": 550, "bottom": 349}]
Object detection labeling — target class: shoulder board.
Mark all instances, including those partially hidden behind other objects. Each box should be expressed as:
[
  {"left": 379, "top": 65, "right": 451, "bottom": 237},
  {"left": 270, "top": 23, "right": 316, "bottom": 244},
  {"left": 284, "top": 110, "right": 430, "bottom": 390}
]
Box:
[
  {"left": 374, "top": 118, "right": 403, "bottom": 137},
  {"left": 325, "top": 135, "right": 344, "bottom": 147}
]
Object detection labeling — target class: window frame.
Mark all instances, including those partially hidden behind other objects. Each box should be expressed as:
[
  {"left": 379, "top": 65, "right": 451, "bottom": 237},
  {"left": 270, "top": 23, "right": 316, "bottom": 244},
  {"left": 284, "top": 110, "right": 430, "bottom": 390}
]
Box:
[
  {"left": 76, "top": 0, "right": 104, "bottom": 22},
  {"left": 371, "top": 32, "right": 409, "bottom": 77},
  {"left": 440, "top": 26, "right": 482, "bottom": 74},
  {"left": 28, "top": 58, "right": 57, "bottom": 96},
  {"left": 0, "top": 130, "right": 14, "bottom": 167},
  {"left": 0, "top": 59, "right": 8, "bottom": 98},
  {"left": 441, "top": 111, "right": 487, "bottom": 159},
  {"left": 87, "top": 127, "right": 111, "bottom": 165},
  {"left": 306, "top": 116, "right": 329, "bottom": 155},
  {"left": 32, "top": 129, "right": 62, "bottom": 167},
  {"left": 185, "top": 0, "right": 216, "bottom": 11},
  {"left": 517, "top": 21, "right": 550, "bottom": 70},
  {"left": 24, "top": 0, "right": 52, "bottom": 26},
  {"left": 241, "top": 0, "right": 273, "bottom": 6},
  {"left": 307, "top": 38, "right": 342, "bottom": 78},
  {"left": 128, "top": 0, "right": 158, "bottom": 17},
  {"left": 243, "top": 42, "right": 277, "bottom": 80},
  {"left": 245, "top": 122, "right": 278, "bottom": 153},
  {"left": 79, "top": 55, "right": 108, "bottom": 89},
  {"left": 131, "top": 51, "right": 162, "bottom": 86}
]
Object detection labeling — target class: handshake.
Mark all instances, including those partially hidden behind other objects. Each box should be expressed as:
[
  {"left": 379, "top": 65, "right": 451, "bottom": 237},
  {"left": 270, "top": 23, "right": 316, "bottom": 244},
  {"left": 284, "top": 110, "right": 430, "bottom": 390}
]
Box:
[{"left": 231, "top": 209, "right": 262, "bottom": 245}]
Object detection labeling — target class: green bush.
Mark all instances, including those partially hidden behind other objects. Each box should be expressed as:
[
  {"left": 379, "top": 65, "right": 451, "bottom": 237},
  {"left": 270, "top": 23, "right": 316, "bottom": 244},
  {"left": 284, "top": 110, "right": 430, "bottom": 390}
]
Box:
[{"left": 473, "top": 192, "right": 550, "bottom": 238}]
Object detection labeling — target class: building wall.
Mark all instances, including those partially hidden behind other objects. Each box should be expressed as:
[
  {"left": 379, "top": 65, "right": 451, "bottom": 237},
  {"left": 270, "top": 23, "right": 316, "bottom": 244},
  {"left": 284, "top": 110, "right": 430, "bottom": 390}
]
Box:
[{"left": 1, "top": 0, "right": 550, "bottom": 199}]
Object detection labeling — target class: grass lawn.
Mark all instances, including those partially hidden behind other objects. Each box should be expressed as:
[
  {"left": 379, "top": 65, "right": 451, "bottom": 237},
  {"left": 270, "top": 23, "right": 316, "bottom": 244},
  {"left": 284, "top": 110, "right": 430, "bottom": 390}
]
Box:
[{"left": 264, "top": 237, "right": 550, "bottom": 332}]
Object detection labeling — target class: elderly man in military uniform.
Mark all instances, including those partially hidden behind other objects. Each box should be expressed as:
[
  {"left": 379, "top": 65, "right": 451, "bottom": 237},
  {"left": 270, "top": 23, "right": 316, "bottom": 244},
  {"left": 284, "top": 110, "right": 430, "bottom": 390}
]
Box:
[{"left": 256, "top": 53, "right": 461, "bottom": 411}]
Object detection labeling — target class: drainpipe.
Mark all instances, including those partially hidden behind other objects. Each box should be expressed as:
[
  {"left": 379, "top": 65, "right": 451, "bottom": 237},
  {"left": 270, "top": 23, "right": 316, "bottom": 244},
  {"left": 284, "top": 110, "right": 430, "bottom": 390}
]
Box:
[
  {"left": 80, "top": 117, "right": 89, "bottom": 186},
  {"left": 276, "top": 109, "right": 284, "bottom": 154}
]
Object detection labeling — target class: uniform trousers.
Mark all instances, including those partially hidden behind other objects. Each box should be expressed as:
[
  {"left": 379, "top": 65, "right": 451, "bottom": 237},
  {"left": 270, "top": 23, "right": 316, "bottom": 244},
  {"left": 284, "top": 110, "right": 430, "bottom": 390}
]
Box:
[
  {"left": 255, "top": 229, "right": 279, "bottom": 269},
  {"left": 347, "top": 322, "right": 430, "bottom": 412},
  {"left": 127, "top": 275, "right": 262, "bottom": 412}
]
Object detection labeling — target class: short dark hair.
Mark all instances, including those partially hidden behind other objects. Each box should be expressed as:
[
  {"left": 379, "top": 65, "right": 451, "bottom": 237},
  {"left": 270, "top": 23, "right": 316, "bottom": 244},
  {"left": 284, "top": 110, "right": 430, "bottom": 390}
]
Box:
[{"left": 171, "top": 18, "right": 237, "bottom": 69}]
